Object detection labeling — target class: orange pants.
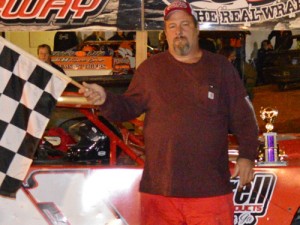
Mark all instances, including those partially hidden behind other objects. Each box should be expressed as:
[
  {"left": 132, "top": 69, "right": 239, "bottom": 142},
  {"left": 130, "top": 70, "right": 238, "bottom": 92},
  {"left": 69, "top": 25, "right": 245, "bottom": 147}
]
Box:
[{"left": 140, "top": 192, "right": 234, "bottom": 225}]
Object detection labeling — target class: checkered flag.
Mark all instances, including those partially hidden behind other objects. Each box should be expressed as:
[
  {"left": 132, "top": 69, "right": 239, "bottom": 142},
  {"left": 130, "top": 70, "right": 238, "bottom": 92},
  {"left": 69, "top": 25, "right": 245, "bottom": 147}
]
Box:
[{"left": 0, "top": 37, "right": 72, "bottom": 198}]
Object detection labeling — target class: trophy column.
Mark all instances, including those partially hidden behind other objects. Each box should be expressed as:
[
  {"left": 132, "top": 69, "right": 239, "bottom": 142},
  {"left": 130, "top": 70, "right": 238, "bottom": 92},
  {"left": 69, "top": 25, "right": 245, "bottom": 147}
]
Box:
[{"left": 263, "top": 132, "right": 278, "bottom": 162}]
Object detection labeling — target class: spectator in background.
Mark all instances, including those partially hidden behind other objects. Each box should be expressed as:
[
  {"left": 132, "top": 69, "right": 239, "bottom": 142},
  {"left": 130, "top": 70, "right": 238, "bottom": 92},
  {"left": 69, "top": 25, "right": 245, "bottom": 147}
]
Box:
[
  {"left": 125, "top": 32, "right": 137, "bottom": 57},
  {"left": 53, "top": 32, "right": 79, "bottom": 51},
  {"left": 219, "top": 46, "right": 257, "bottom": 100},
  {"left": 256, "top": 39, "right": 273, "bottom": 85},
  {"left": 268, "top": 30, "right": 293, "bottom": 51},
  {"left": 219, "top": 45, "right": 237, "bottom": 63},
  {"left": 250, "top": 41, "right": 258, "bottom": 63},
  {"left": 219, "top": 46, "right": 239, "bottom": 76},
  {"left": 108, "top": 31, "right": 126, "bottom": 41},
  {"left": 199, "top": 37, "right": 216, "bottom": 53},
  {"left": 108, "top": 31, "right": 127, "bottom": 51},
  {"left": 126, "top": 32, "right": 136, "bottom": 40},
  {"left": 37, "top": 44, "right": 65, "bottom": 74},
  {"left": 158, "top": 31, "right": 168, "bottom": 52},
  {"left": 84, "top": 31, "right": 105, "bottom": 41}
]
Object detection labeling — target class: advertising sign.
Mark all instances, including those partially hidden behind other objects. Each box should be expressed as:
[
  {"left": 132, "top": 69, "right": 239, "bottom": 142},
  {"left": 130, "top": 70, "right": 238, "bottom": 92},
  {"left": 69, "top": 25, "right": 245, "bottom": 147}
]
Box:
[
  {"left": 51, "top": 40, "right": 136, "bottom": 76},
  {"left": 52, "top": 53, "right": 113, "bottom": 71}
]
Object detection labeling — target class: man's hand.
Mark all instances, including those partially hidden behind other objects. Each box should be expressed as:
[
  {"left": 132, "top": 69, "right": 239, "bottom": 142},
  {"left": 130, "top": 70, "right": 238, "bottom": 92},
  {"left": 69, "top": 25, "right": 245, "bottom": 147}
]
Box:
[
  {"left": 231, "top": 158, "right": 255, "bottom": 191},
  {"left": 78, "top": 82, "right": 107, "bottom": 105}
]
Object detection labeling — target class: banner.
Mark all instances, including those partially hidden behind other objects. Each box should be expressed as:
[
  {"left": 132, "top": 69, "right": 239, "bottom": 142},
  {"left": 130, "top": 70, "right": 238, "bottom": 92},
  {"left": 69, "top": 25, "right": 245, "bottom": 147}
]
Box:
[
  {"left": 144, "top": 0, "right": 300, "bottom": 30},
  {"left": 0, "top": 0, "right": 299, "bottom": 31},
  {"left": 0, "top": 0, "right": 141, "bottom": 31}
]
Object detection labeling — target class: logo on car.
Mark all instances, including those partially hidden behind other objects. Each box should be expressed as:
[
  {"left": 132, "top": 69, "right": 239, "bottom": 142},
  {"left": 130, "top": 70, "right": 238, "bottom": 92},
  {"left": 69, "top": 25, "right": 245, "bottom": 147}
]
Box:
[{"left": 231, "top": 172, "right": 277, "bottom": 225}]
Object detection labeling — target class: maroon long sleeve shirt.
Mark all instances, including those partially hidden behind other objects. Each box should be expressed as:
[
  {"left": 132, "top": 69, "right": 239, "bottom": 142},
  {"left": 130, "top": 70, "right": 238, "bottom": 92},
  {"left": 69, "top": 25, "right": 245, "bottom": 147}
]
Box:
[{"left": 99, "top": 50, "right": 259, "bottom": 197}]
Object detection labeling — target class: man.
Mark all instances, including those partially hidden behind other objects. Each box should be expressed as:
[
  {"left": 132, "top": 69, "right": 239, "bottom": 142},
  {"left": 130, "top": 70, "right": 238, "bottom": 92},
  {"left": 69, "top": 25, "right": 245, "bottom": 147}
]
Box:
[
  {"left": 37, "top": 44, "right": 65, "bottom": 74},
  {"left": 53, "top": 31, "right": 79, "bottom": 51},
  {"left": 219, "top": 46, "right": 237, "bottom": 63},
  {"left": 79, "top": 1, "right": 259, "bottom": 224},
  {"left": 268, "top": 30, "right": 293, "bottom": 51},
  {"left": 256, "top": 40, "right": 273, "bottom": 85}
]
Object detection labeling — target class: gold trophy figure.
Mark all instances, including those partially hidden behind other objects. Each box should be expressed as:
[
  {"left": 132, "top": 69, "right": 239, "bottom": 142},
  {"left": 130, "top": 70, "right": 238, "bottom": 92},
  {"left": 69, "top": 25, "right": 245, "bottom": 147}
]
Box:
[{"left": 260, "top": 107, "right": 278, "bottom": 133}]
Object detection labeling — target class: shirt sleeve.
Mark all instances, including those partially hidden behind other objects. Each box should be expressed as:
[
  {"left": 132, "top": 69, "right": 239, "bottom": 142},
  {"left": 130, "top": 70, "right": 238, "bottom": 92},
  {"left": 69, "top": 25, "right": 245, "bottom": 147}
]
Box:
[
  {"left": 98, "top": 66, "right": 148, "bottom": 122},
  {"left": 224, "top": 61, "right": 260, "bottom": 161}
]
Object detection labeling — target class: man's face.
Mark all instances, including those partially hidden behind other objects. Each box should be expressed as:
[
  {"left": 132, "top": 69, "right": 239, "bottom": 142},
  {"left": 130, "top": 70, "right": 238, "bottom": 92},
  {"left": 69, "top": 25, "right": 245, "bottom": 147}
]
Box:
[
  {"left": 164, "top": 10, "right": 199, "bottom": 56},
  {"left": 262, "top": 42, "right": 268, "bottom": 49},
  {"left": 38, "top": 47, "right": 51, "bottom": 64}
]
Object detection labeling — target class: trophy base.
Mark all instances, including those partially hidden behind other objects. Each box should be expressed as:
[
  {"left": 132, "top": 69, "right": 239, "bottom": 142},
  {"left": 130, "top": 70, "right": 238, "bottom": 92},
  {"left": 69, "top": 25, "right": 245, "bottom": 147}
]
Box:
[{"left": 257, "top": 161, "right": 288, "bottom": 167}]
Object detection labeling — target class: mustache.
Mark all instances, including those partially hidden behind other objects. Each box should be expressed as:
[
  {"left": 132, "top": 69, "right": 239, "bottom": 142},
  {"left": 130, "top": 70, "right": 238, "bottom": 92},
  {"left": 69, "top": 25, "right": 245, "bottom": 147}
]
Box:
[{"left": 174, "top": 35, "right": 187, "bottom": 40}]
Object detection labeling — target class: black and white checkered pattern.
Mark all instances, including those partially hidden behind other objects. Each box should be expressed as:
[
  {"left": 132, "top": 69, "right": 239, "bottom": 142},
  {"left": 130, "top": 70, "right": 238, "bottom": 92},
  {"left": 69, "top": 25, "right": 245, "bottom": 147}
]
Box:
[{"left": 0, "top": 37, "right": 70, "bottom": 198}]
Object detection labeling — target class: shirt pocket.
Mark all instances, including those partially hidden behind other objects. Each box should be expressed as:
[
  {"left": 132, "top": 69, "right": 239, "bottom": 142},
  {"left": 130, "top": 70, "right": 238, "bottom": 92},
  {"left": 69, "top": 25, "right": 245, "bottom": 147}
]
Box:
[{"left": 197, "top": 84, "right": 220, "bottom": 115}]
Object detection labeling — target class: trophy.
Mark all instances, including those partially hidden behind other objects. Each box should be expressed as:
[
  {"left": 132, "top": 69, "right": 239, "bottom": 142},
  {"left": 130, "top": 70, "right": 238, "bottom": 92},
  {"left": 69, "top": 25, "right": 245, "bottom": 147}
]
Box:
[{"left": 258, "top": 107, "right": 287, "bottom": 166}]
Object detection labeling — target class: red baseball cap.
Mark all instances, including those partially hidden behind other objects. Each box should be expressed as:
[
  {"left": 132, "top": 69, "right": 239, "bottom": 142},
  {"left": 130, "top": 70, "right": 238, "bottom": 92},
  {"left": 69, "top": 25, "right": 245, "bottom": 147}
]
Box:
[{"left": 164, "top": 1, "right": 197, "bottom": 20}]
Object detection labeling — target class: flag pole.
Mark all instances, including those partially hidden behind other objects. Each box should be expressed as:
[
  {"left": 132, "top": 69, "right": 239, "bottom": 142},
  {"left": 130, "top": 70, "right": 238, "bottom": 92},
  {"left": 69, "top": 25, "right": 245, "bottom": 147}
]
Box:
[
  {"left": 69, "top": 78, "right": 85, "bottom": 89},
  {"left": 51, "top": 68, "right": 85, "bottom": 90}
]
